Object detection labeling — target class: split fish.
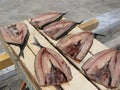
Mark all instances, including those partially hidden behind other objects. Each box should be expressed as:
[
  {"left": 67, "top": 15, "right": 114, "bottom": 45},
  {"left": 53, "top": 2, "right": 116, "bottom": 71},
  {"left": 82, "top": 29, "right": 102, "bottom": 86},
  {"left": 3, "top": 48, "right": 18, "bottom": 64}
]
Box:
[
  {"left": 33, "top": 37, "right": 72, "bottom": 86},
  {"left": 0, "top": 22, "right": 30, "bottom": 58},
  {"left": 43, "top": 20, "right": 83, "bottom": 40},
  {"left": 30, "top": 12, "right": 67, "bottom": 29},
  {"left": 82, "top": 49, "right": 120, "bottom": 88},
  {"left": 57, "top": 31, "right": 94, "bottom": 62}
]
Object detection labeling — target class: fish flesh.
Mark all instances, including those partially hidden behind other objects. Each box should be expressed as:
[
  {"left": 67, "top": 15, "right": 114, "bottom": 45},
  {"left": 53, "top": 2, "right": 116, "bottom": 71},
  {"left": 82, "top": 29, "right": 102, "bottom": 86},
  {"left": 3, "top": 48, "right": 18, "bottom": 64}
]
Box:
[
  {"left": 57, "top": 31, "right": 94, "bottom": 62},
  {"left": 0, "top": 22, "right": 29, "bottom": 57},
  {"left": 43, "top": 20, "right": 83, "bottom": 40},
  {"left": 30, "top": 12, "right": 66, "bottom": 29},
  {"left": 82, "top": 49, "right": 120, "bottom": 88},
  {"left": 35, "top": 47, "right": 72, "bottom": 86},
  {"left": 34, "top": 47, "right": 72, "bottom": 86}
]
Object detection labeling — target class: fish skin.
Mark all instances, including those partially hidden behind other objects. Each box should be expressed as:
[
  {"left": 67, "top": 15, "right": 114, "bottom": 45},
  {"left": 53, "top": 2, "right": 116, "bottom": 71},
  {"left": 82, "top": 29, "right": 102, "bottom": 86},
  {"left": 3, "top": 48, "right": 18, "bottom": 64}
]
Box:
[
  {"left": 82, "top": 49, "right": 120, "bottom": 88},
  {"left": 43, "top": 20, "right": 83, "bottom": 40},
  {"left": 34, "top": 48, "right": 72, "bottom": 86},
  {"left": 57, "top": 31, "right": 94, "bottom": 62},
  {"left": 0, "top": 22, "right": 29, "bottom": 58},
  {"left": 30, "top": 12, "right": 66, "bottom": 29}
]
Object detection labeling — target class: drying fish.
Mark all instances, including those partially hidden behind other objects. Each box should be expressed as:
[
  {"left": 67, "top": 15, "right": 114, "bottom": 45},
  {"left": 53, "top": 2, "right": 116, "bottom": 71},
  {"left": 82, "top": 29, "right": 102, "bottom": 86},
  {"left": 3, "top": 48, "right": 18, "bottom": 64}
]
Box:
[
  {"left": 57, "top": 31, "right": 94, "bottom": 62},
  {"left": 43, "top": 20, "right": 83, "bottom": 40},
  {"left": 0, "top": 22, "right": 29, "bottom": 58},
  {"left": 30, "top": 12, "right": 67, "bottom": 29},
  {"left": 33, "top": 37, "right": 72, "bottom": 86},
  {"left": 82, "top": 49, "right": 120, "bottom": 88}
]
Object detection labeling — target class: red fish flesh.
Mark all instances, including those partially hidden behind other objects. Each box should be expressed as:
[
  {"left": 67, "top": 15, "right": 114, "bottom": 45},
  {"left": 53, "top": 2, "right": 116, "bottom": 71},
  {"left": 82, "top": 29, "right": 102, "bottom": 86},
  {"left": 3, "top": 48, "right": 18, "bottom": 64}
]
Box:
[
  {"left": 57, "top": 31, "right": 94, "bottom": 62},
  {"left": 35, "top": 47, "right": 72, "bottom": 86},
  {"left": 30, "top": 12, "right": 66, "bottom": 29},
  {"left": 82, "top": 49, "right": 120, "bottom": 88},
  {"left": 0, "top": 22, "right": 29, "bottom": 57},
  {"left": 43, "top": 20, "right": 83, "bottom": 40}
]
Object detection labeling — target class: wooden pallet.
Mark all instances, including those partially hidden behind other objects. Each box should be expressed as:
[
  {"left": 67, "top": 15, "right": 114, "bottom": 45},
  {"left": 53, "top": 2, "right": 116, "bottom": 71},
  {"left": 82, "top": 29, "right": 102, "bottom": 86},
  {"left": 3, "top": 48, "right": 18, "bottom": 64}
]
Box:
[{"left": 5, "top": 18, "right": 120, "bottom": 90}]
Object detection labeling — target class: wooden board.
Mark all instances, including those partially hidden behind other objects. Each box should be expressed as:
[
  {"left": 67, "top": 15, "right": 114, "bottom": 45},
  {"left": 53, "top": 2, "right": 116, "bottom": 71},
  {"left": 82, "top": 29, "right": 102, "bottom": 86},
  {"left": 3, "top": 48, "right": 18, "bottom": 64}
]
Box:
[
  {"left": 26, "top": 19, "right": 120, "bottom": 90},
  {"left": 0, "top": 52, "right": 13, "bottom": 70},
  {"left": 5, "top": 18, "right": 120, "bottom": 90},
  {"left": 78, "top": 19, "right": 99, "bottom": 31},
  {"left": 8, "top": 20, "right": 99, "bottom": 90},
  {"left": 0, "top": 35, "right": 14, "bottom": 70}
]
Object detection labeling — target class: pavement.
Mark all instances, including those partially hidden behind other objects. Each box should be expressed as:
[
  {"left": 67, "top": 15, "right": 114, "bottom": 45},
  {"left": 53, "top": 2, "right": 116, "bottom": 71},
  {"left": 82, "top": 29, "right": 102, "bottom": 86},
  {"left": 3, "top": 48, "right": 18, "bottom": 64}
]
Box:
[{"left": 0, "top": 0, "right": 120, "bottom": 26}]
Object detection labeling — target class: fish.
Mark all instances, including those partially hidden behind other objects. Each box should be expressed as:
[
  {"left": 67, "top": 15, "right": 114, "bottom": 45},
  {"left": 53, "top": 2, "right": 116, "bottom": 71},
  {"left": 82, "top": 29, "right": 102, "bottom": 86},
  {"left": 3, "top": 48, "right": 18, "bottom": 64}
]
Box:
[
  {"left": 0, "top": 22, "right": 30, "bottom": 58},
  {"left": 30, "top": 12, "right": 67, "bottom": 29},
  {"left": 56, "top": 31, "right": 94, "bottom": 62},
  {"left": 43, "top": 20, "right": 83, "bottom": 40},
  {"left": 33, "top": 37, "right": 72, "bottom": 86},
  {"left": 82, "top": 49, "right": 120, "bottom": 88}
]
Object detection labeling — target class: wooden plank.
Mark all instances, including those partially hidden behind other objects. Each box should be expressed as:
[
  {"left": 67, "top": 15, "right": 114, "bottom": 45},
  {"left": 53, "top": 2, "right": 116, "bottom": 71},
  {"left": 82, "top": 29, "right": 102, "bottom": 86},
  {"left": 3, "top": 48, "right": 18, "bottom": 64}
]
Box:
[
  {"left": 16, "top": 60, "right": 41, "bottom": 90},
  {"left": 24, "top": 20, "right": 97, "bottom": 90},
  {"left": 78, "top": 19, "right": 99, "bottom": 31},
  {"left": 0, "top": 35, "right": 14, "bottom": 70},
  {"left": 10, "top": 45, "right": 41, "bottom": 90},
  {"left": 0, "top": 52, "right": 13, "bottom": 70},
  {"left": 27, "top": 20, "right": 111, "bottom": 90},
  {"left": 6, "top": 18, "right": 117, "bottom": 90}
]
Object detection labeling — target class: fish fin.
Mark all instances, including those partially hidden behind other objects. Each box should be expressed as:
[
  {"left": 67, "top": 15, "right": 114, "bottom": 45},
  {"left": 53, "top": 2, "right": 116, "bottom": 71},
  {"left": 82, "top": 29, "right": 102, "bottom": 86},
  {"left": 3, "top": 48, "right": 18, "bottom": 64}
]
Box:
[
  {"left": 115, "top": 45, "right": 120, "bottom": 50},
  {"left": 41, "top": 12, "right": 67, "bottom": 29},
  {"left": 55, "top": 21, "right": 84, "bottom": 40},
  {"left": 55, "top": 85, "right": 64, "bottom": 90},
  {"left": 20, "top": 51, "right": 24, "bottom": 58},
  {"left": 31, "top": 42, "right": 41, "bottom": 47},
  {"left": 18, "top": 49, "right": 24, "bottom": 58},
  {"left": 76, "top": 20, "right": 84, "bottom": 25},
  {"left": 93, "top": 33, "right": 105, "bottom": 39},
  {"left": 62, "top": 11, "right": 68, "bottom": 16},
  {"left": 33, "top": 36, "right": 44, "bottom": 48}
]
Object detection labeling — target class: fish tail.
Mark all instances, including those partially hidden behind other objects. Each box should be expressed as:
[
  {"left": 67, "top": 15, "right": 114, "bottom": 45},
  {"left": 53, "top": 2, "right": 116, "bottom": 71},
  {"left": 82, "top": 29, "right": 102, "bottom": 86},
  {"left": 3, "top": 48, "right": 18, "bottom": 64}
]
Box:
[
  {"left": 55, "top": 85, "right": 64, "bottom": 90},
  {"left": 20, "top": 51, "right": 24, "bottom": 58},
  {"left": 19, "top": 50, "right": 24, "bottom": 58},
  {"left": 32, "top": 36, "right": 44, "bottom": 48},
  {"left": 94, "top": 33, "right": 105, "bottom": 38},
  {"left": 76, "top": 20, "right": 84, "bottom": 25},
  {"left": 62, "top": 11, "right": 68, "bottom": 16}
]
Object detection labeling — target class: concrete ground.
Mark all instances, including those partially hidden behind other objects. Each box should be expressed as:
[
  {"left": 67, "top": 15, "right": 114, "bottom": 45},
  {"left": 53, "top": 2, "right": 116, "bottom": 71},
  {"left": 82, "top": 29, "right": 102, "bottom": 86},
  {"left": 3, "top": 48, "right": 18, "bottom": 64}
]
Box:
[
  {"left": 0, "top": 0, "right": 120, "bottom": 90},
  {"left": 0, "top": 0, "right": 120, "bottom": 26}
]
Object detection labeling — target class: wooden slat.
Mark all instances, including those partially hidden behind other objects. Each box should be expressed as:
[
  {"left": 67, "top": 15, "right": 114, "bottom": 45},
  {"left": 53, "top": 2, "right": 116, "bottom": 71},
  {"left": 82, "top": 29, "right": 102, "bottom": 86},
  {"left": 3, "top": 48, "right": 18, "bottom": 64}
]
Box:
[
  {"left": 10, "top": 45, "right": 41, "bottom": 90},
  {"left": 78, "top": 19, "right": 99, "bottom": 31},
  {"left": 0, "top": 35, "right": 14, "bottom": 69},
  {"left": 23, "top": 20, "right": 98, "bottom": 90},
  {"left": 27, "top": 20, "right": 111, "bottom": 90},
  {"left": 0, "top": 52, "right": 13, "bottom": 70},
  {"left": 7, "top": 18, "right": 119, "bottom": 90}
]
